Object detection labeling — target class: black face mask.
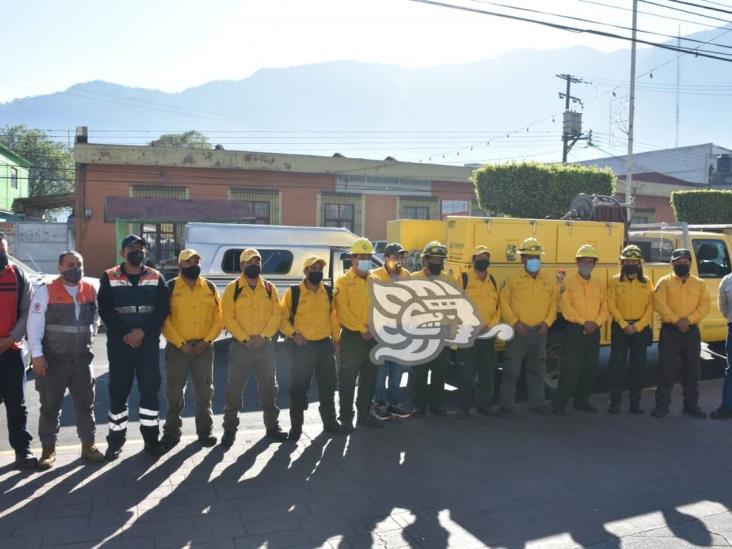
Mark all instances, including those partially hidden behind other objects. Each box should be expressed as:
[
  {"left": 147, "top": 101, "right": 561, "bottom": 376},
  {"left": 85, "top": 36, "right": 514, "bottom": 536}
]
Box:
[
  {"left": 622, "top": 264, "right": 640, "bottom": 277},
  {"left": 181, "top": 265, "right": 201, "bottom": 280},
  {"left": 427, "top": 262, "right": 443, "bottom": 275},
  {"left": 0, "top": 252, "right": 7, "bottom": 270},
  {"left": 244, "top": 264, "right": 261, "bottom": 278},
  {"left": 673, "top": 263, "right": 691, "bottom": 277},
  {"left": 61, "top": 267, "right": 82, "bottom": 284},
  {"left": 126, "top": 250, "right": 145, "bottom": 267},
  {"left": 474, "top": 259, "right": 490, "bottom": 272},
  {"left": 307, "top": 271, "right": 324, "bottom": 285}
]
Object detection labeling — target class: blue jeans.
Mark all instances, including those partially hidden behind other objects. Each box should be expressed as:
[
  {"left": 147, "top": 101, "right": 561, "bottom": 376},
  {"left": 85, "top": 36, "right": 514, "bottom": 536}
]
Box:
[
  {"left": 722, "top": 324, "right": 732, "bottom": 410},
  {"left": 374, "top": 361, "right": 405, "bottom": 405}
]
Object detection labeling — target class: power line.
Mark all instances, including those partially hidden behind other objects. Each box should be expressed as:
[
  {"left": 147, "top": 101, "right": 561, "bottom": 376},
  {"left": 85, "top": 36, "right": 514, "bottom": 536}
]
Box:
[
  {"left": 639, "top": 0, "right": 732, "bottom": 25},
  {"left": 576, "top": 0, "right": 726, "bottom": 29},
  {"left": 663, "top": 0, "right": 732, "bottom": 16}
]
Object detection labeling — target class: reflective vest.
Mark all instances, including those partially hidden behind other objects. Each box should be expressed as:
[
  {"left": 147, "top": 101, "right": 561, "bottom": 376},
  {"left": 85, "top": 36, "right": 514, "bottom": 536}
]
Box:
[
  {"left": 43, "top": 276, "right": 97, "bottom": 358},
  {"left": 105, "top": 265, "right": 162, "bottom": 330}
]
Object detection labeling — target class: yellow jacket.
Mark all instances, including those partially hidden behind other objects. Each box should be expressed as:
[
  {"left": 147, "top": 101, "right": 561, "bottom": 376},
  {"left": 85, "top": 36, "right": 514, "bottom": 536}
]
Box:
[
  {"left": 370, "top": 266, "right": 412, "bottom": 281},
  {"left": 280, "top": 281, "right": 340, "bottom": 342},
  {"left": 561, "top": 272, "right": 609, "bottom": 326},
  {"left": 462, "top": 269, "right": 500, "bottom": 327},
  {"left": 162, "top": 276, "right": 222, "bottom": 347},
  {"left": 500, "top": 269, "right": 559, "bottom": 327},
  {"left": 222, "top": 276, "right": 281, "bottom": 342},
  {"left": 653, "top": 273, "right": 710, "bottom": 325},
  {"left": 411, "top": 269, "right": 457, "bottom": 284},
  {"left": 607, "top": 273, "right": 654, "bottom": 331},
  {"left": 334, "top": 268, "right": 371, "bottom": 333}
]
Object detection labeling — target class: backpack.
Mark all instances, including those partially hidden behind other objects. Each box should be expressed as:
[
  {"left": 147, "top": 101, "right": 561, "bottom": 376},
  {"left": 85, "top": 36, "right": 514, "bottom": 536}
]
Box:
[
  {"left": 462, "top": 271, "right": 496, "bottom": 291},
  {"left": 168, "top": 277, "right": 219, "bottom": 305},
  {"left": 289, "top": 283, "right": 334, "bottom": 324},
  {"left": 233, "top": 278, "right": 274, "bottom": 302}
]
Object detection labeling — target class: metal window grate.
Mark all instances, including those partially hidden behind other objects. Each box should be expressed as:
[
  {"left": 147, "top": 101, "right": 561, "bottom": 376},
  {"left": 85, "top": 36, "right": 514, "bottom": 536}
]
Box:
[
  {"left": 229, "top": 187, "right": 280, "bottom": 224},
  {"left": 129, "top": 185, "right": 188, "bottom": 199},
  {"left": 398, "top": 197, "right": 438, "bottom": 220},
  {"left": 320, "top": 192, "right": 363, "bottom": 234}
]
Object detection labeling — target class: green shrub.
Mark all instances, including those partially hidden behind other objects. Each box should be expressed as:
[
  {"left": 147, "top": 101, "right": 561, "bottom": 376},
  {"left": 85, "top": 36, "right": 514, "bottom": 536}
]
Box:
[{"left": 671, "top": 190, "right": 732, "bottom": 224}]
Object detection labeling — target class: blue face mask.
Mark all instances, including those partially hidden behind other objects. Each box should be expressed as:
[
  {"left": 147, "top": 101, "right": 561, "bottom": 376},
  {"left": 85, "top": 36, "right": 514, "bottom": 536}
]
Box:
[
  {"left": 357, "top": 260, "right": 371, "bottom": 272},
  {"left": 526, "top": 258, "right": 541, "bottom": 273}
]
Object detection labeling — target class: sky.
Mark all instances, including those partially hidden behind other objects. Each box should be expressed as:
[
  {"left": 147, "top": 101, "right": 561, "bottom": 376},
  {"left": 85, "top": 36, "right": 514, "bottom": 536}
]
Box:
[{"left": 0, "top": 0, "right": 713, "bottom": 103}]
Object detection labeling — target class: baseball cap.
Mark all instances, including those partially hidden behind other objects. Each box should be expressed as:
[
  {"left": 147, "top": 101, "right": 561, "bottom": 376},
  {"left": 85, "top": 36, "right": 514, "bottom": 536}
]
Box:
[
  {"left": 121, "top": 234, "right": 145, "bottom": 249},
  {"left": 239, "top": 248, "right": 262, "bottom": 263},
  {"left": 303, "top": 255, "right": 326, "bottom": 270},
  {"left": 671, "top": 248, "right": 692, "bottom": 261},
  {"left": 473, "top": 245, "right": 491, "bottom": 257},
  {"left": 383, "top": 243, "right": 406, "bottom": 257},
  {"left": 178, "top": 249, "right": 200, "bottom": 263}
]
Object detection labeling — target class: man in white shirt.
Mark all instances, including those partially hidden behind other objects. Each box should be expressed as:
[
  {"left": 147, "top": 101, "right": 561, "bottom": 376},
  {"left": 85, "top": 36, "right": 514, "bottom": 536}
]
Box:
[
  {"left": 712, "top": 272, "right": 732, "bottom": 420},
  {"left": 27, "top": 251, "right": 103, "bottom": 469}
]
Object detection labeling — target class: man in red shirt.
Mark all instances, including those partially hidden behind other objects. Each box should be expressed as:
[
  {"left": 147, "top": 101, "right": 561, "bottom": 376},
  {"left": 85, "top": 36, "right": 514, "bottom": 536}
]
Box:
[{"left": 0, "top": 231, "right": 37, "bottom": 467}]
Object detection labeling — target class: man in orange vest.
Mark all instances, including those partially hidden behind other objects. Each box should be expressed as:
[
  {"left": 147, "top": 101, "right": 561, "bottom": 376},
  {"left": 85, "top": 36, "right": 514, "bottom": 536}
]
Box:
[{"left": 27, "top": 251, "right": 105, "bottom": 469}]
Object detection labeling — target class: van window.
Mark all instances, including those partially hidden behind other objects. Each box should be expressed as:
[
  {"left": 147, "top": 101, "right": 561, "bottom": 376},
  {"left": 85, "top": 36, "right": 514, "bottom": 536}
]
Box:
[
  {"left": 629, "top": 238, "right": 674, "bottom": 263},
  {"left": 221, "top": 249, "right": 293, "bottom": 274},
  {"left": 692, "top": 239, "right": 731, "bottom": 279}
]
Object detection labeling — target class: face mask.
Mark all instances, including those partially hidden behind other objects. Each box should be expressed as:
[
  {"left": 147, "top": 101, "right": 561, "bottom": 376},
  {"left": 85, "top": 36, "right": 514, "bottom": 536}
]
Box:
[
  {"left": 181, "top": 265, "right": 201, "bottom": 280},
  {"left": 526, "top": 258, "right": 541, "bottom": 273},
  {"left": 578, "top": 265, "right": 594, "bottom": 278},
  {"left": 427, "top": 262, "right": 443, "bottom": 275},
  {"left": 0, "top": 252, "right": 7, "bottom": 270},
  {"left": 622, "top": 264, "right": 640, "bottom": 277},
  {"left": 61, "top": 267, "right": 82, "bottom": 284},
  {"left": 307, "top": 271, "right": 324, "bottom": 285},
  {"left": 126, "top": 250, "right": 145, "bottom": 266},
  {"left": 356, "top": 260, "right": 371, "bottom": 272},
  {"left": 673, "top": 263, "right": 690, "bottom": 277},
  {"left": 244, "top": 264, "right": 261, "bottom": 278},
  {"left": 474, "top": 259, "right": 490, "bottom": 272}
]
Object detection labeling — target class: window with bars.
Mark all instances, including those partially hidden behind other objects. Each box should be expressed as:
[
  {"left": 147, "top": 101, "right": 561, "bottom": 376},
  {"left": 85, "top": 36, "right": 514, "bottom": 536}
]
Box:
[
  {"left": 10, "top": 168, "right": 18, "bottom": 190},
  {"left": 228, "top": 187, "right": 280, "bottom": 225},
  {"left": 319, "top": 192, "right": 363, "bottom": 234},
  {"left": 398, "top": 197, "right": 438, "bottom": 220},
  {"left": 129, "top": 185, "right": 189, "bottom": 199}
]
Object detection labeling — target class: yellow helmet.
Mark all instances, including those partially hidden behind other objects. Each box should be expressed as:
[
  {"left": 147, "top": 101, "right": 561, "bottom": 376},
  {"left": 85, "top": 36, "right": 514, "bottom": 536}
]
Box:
[
  {"left": 576, "top": 244, "right": 599, "bottom": 259},
  {"left": 350, "top": 238, "right": 375, "bottom": 255},
  {"left": 517, "top": 237, "right": 545, "bottom": 256},
  {"left": 422, "top": 241, "right": 447, "bottom": 257},
  {"left": 619, "top": 244, "right": 643, "bottom": 261}
]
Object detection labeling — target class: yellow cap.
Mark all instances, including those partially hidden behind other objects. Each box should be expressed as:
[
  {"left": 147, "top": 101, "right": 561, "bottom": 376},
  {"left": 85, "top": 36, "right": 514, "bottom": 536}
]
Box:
[
  {"left": 239, "top": 248, "right": 262, "bottom": 263},
  {"left": 178, "top": 249, "right": 200, "bottom": 263},
  {"left": 422, "top": 241, "right": 448, "bottom": 257},
  {"left": 303, "top": 255, "right": 326, "bottom": 270},
  {"left": 351, "top": 238, "right": 375, "bottom": 254},
  {"left": 576, "top": 244, "right": 599, "bottom": 259},
  {"left": 518, "top": 237, "right": 545, "bottom": 255},
  {"left": 620, "top": 244, "right": 643, "bottom": 261},
  {"left": 472, "top": 245, "right": 491, "bottom": 257}
]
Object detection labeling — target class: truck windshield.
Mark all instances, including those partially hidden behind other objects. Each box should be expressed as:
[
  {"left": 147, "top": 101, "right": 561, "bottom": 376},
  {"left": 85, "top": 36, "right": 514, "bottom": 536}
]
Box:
[{"left": 692, "top": 239, "right": 732, "bottom": 279}]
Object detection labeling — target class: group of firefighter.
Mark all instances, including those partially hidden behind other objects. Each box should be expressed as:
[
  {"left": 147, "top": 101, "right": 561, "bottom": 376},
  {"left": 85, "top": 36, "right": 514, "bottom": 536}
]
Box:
[{"left": 2, "top": 226, "right": 732, "bottom": 471}]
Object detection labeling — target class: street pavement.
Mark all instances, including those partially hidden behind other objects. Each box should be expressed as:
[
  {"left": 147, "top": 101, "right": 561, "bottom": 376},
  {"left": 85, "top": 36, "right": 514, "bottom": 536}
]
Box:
[{"left": 2, "top": 336, "right": 732, "bottom": 548}]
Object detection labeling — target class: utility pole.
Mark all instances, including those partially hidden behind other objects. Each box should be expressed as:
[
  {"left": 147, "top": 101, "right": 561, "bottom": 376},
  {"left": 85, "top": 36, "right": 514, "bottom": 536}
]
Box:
[
  {"left": 557, "top": 73, "right": 592, "bottom": 163},
  {"left": 675, "top": 26, "right": 681, "bottom": 148},
  {"left": 626, "top": 0, "right": 638, "bottom": 222}
]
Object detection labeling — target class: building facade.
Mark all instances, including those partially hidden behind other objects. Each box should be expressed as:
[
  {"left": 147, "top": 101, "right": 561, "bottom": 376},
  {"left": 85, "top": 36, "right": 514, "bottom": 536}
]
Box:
[{"left": 0, "top": 143, "right": 30, "bottom": 218}]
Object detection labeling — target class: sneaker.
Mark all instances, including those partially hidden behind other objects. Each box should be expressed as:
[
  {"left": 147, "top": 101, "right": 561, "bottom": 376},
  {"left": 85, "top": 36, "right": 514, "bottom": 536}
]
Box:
[
  {"left": 161, "top": 435, "right": 180, "bottom": 451},
  {"left": 38, "top": 448, "right": 56, "bottom": 470},
  {"left": 682, "top": 406, "right": 707, "bottom": 419},
  {"left": 220, "top": 431, "right": 236, "bottom": 447},
  {"left": 105, "top": 443, "right": 124, "bottom": 461},
  {"left": 144, "top": 441, "right": 167, "bottom": 457},
  {"left": 371, "top": 402, "right": 392, "bottom": 421},
  {"left": 651, "top": 407, "right": 669, "bottom": 418},
  {"left": 197, "top": 435, "right": 217, "bottom": 447},
  {"left": 387, "top": 404, "right": 411, "bottom": 419},
  {"left": 711, "top": 406, "right": 732, "bottom": 420},
  {"left": 81, "top": 443, "right": 105, "bottom": 464},
  {"left": 14, "top": 449, "right": 38, "bottom": 469},
  {"left": 357, "top": 414, "right": 385, "bottom": 428},
  {"left": 266, "top": 427, "right": 288, "bottom": 442},
  {"left": 288, "top": 427, "right": 302, "bottom": 441}
]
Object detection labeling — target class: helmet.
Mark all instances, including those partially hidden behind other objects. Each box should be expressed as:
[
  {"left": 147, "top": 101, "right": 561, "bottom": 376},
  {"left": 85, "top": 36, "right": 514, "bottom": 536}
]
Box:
[
  {"left": 422, "top": 241, "right": 447, "bottom": 257},
  {"left": 351, "top": 238, "right": 375, "bottom": 255},
  {"left": 619, "top": 244, "right": 643, "bottom": 261},
  {"left": 517, "top": 237, "right": 545, "bottom": 256},
  {"left": 576, "top": 244, "right": 599, "bottom": 259}
]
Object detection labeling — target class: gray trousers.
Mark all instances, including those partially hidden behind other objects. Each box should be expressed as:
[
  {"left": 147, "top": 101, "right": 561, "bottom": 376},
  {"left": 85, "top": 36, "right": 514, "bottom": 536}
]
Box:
[
  {"left": 499, "top": 332, "right": 547, "bottom": 408},
  {"left": 163, "top": 343, "right": 214, "bottom": 440},
  {"left": 223, "top": 340, "right": 280, "bottom": 432},
  {"left": 35, "top": 353, "right": 95, "bottom": 448}
]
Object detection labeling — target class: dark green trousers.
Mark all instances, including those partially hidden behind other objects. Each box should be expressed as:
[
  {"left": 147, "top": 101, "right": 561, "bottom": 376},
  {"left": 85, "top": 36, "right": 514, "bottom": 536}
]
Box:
[
  {"left": 554, "top": 323, "right": 600, "bottom": 407},
  {"left": 608, "top": 322, "right": 647, "bottom": 407},
  {"left": 456, "top": 339, "right": 496, "bottom": 411},
  {"left": 411, "top": 348, "right": 450, "bottom": 412},
  {"left": 338, "top": 330, "right": 377, "bottom": 423}
]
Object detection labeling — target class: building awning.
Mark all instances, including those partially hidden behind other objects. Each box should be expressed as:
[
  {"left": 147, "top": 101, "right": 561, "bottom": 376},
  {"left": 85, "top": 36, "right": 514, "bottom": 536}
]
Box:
[
  {"left": 104, "top": 197, "right": 255, "bottom": 223},
  {"left": 13, "top": 193, "right": 74, "bottom": 216}
]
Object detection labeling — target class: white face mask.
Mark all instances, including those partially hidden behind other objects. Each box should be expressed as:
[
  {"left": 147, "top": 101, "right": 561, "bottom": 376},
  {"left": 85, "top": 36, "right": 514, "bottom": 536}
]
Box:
[{"left": 357, "top": 260, "right": 371, "bottom": 272}]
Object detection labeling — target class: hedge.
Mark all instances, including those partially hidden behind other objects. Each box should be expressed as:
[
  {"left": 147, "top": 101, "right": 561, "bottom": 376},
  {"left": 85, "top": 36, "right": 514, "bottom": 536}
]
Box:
[
  {"left": 472, "top": 162, "right": 616, "bottom": 219},
  {"left": 671, "top": 190, "right": 732, "bottom": 224}
]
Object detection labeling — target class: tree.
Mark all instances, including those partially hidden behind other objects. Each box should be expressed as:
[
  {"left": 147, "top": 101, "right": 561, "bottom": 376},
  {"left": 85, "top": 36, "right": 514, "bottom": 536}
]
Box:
[
  {"left": 150, "top": 130, "right": 211, "bottom": 148},
  {"left": 0, "top": 125, "right": 74, "bottom": 196},
  {"left": 473, "top": 162, "right": 616, "bottom": 219},
  {"left": 671, "top": 190, "right": 732, "bottom": 224}
]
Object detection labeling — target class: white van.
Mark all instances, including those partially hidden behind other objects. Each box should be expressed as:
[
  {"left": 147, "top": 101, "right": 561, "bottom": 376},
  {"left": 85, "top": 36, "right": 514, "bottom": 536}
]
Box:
[{"left": 183, "top": 222, "right": 383, "bottom": 294}]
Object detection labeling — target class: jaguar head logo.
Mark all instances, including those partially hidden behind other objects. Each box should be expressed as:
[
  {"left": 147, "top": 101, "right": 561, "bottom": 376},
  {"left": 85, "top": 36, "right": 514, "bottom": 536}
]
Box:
[{"left": 368, "top": 279, "right": 513, "bottom": 366}]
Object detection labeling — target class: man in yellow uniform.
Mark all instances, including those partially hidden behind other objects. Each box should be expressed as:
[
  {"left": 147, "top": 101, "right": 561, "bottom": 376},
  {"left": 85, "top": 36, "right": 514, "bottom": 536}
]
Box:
[
  {"left": 411, "top": 241, "right": 455, "bottom": 417},
  {"left": 161, "top": 249, "right": 222, "bottom": 450},
  {"left": 607, "top": 245, "right": 654, "bottom": 415},
  {"left": 456, "top": 245, "right": 500, "bottom": 418},
  {"left": 334, "top": 238, "right": 381, "bottom": 432},
  {"left": 370, "top": 243, "right": 412, "bottom": 420},
  {"left": 652, "top": 248, "right": 710, "bottom": 419},
  {"left": 553, "top": 244, "right": 608, "bottom": 415},
  {"left": 280, "top": 256, "right": 341, "bottom": 440},
  {"left": 496, "top": 237, "right": 558, "bottom": 415},
  {"left": 221, "top": 249, "right": 287, "bottom": 445}
]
